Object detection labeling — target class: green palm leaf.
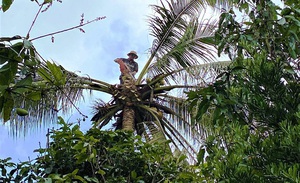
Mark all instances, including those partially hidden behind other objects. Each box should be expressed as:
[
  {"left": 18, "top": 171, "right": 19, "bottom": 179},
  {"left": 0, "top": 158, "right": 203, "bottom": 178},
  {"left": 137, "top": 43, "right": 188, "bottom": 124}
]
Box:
[{"left": 138, "top": 0, "right": 222, "bottom": 83}]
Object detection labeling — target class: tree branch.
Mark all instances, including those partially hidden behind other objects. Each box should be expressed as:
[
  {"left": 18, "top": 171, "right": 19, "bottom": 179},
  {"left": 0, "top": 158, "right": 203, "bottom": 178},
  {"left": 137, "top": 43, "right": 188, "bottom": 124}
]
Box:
[{"left": 29, "top": 16, "right": 106, "bottom": 42}]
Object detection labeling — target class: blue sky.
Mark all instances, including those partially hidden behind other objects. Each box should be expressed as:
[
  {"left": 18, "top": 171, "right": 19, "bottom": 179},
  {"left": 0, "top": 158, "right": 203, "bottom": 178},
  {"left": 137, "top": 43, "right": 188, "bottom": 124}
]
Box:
[{"left": 0, "top": 0, "right": 158, "bottom": 162}]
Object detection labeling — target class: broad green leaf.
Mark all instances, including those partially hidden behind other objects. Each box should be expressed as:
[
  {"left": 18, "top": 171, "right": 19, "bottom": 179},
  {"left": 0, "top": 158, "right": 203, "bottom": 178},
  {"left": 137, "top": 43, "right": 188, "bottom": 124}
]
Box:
[
  {"left": 49, "top": 174, "right": 63, "bottom": 180},
  {"left": 288, "top": 29, "right": 300, "bottom": 41},
  {"left": 293, "top": 8, "right": 300, "bottom": 14},
  {"left": 15, "top": 76, "right": 32, "bottom": 86},
  {"left": 45, "top": 61, "right": 66, "bottom": 86},
  {"left": 1, "top": 167, "right": 6, "bottom": 177},
  {"left": 74, "top": 175, "right": 85, "bottom": 182},
  {"left": 26, "top": 91, "right": 41, "bottom": 101},
  {"left": 3, "top": 92, "right": 14, "bottom": 122},
  {"left": 131, "top": 170, "right": 137, "bottom": 179},
  {"left": 0, "top": 46, "right": 10, "bottom": 64},
  {"left": 196, "top": 98, "right": 210, "bottom": 121},
  {"left": 73, "top": 142, "right": 84, "bottom": 150},
  {"left": 288, "top": 46, "right": 297, "bottom": 59},
  {"left": 178, "top": 172, "right": 196, "bottom": 179},
  {"left": 98, "top": 169, "right": 106, "bottom": 175},
  {"left": 43, "top": 0, "right": 52, "bottom": 4},
  {"left": 0, "top": 61, "right": 18, "bottom": 85},
  {"left": 197, "top": 148, "right": 205, "bottom": 164},
  {"left": 285, "top": 15, "right": 300, "bottom": 27},
  {"left": 186, "top": 90, "right": 198, "bottom": 99},
  {"left": 37, "top": 67, "right": 53, "bottom": 83},
  {"left": 14, "top": 75, "right": 33, "bottom": 93},
  {"left": 89, "top": 153, "right": 95, "bottom": 159},
  {"left": 2, "top": 0, "right": 13, "bottom": 12},
  {"left": 71, "top": 169, "right": 79, "bottom": 175},
  {"left": 10, "top": 42, "right": 23, "bottom": 54},
  {"left": 0, "top": 85, "right": 8, "bottom": 94}
]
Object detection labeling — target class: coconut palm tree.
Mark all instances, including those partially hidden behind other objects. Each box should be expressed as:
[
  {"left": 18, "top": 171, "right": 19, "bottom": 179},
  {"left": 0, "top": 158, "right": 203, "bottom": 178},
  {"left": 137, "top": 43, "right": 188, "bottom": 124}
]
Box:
[{"left": 0, "top": 0, "right": 231, "bottom": 161}]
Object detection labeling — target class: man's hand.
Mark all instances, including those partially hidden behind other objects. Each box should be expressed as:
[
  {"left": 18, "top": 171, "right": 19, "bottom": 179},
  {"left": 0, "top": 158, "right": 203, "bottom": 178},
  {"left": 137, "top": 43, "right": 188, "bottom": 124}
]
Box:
[{"left": 114, "top": 58, "right": 129, "bottom": 74}]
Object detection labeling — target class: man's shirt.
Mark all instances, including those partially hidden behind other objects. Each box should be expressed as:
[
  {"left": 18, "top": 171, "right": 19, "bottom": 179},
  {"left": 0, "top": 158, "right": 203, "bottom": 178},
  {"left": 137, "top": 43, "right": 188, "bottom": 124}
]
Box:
[{"left": 121, "top": 58, "right": 138, "bottom": 75}]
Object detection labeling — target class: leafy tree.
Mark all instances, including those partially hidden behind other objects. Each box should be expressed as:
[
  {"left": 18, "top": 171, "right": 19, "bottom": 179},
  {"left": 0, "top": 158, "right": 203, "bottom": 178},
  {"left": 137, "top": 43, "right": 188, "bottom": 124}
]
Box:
[
  {"left": 0, "top": 0, "right": 231, "bottom": 162},
  {"left": 1, "top": 117, "right": 202, "bottom": 182},
  {"left": 187, "top": 0, "right": 300, "bottom": 182}
]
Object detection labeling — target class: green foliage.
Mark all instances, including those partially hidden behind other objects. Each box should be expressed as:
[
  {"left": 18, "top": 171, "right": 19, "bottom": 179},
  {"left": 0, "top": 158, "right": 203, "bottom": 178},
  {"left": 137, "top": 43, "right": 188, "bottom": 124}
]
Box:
[
  {"left": 0, "top": 40, "right": 37, "bottom": 122},
  {"left": 0, "top": 157, "right": 45, "bottom": 182},
  {"left": 189, "top": 0, "right": 300, "bottom": 129},
  {"left": 198, "top": 119, "right": 300, "bottom": 182},
  {"left": 37, "top": 117, "right": 198, "bottom": 182},
  {"left": 0, "top": 40, "right": 69, "bottom": 125},
  {"left": 187, "top": 0, "right": 300, "bottom": 182},
  {"left": 1, "top": 117, "right": 200, "bottom": 182}
]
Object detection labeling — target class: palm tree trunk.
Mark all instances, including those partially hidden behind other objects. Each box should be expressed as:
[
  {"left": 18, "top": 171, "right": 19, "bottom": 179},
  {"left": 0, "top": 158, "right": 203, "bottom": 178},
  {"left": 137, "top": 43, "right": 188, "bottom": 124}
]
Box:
[
  {"left": 120, "top": 73, "right": 137, "bottom": 131},
  {"left": 122, "top": 105, "right": 135, "bottom": 131}
]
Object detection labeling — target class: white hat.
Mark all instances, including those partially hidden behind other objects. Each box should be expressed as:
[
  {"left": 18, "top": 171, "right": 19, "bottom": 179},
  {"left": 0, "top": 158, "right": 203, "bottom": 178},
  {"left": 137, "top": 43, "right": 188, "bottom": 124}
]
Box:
[{"left": 127, "top": 51, "right": 138, "bottom": 59}]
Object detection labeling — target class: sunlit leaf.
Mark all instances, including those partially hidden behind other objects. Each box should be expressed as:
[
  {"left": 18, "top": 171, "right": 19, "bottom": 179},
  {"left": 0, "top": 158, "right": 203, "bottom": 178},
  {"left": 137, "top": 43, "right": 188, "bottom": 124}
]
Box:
[
  {"left": 37, "top": 67, "right": 53, "bottom": 83},
  {"left": 45, "top": 61, "right": 66, "bottom": 86}
]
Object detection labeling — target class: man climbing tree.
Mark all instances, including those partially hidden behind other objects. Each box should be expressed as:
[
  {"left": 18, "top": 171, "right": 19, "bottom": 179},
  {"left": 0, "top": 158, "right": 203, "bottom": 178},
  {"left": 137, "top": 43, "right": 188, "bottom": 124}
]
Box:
[{"left": 114, "top": 51, "right": 138, "bottom": 84}]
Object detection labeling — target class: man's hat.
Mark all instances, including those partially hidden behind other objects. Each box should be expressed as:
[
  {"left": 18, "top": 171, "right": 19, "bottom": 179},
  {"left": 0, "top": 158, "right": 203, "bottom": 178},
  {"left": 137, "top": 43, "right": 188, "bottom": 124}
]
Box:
[{"left": 127, "top": 51, "right": 138, "bottom": 59}]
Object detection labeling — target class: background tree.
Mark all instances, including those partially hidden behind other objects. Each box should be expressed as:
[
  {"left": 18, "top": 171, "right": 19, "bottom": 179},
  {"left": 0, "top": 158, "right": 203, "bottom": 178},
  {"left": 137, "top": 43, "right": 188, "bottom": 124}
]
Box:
[
  {"left": 188, "top": 0, "right": 300, "bottom": 181},
  {"left": 0, "top": 118, "right": 202, "bottom": 182}
]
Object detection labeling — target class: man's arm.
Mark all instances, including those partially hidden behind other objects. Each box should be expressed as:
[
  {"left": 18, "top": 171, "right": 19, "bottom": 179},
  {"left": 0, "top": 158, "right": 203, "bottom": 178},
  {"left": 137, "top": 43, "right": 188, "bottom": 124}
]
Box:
[{"left": 114, "top": 58, "right": 129, "bottom": 74}]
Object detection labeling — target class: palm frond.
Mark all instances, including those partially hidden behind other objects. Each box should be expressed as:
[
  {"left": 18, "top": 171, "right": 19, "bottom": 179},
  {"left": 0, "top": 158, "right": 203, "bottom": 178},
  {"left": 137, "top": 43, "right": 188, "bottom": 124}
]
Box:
[
  {"left": 147, "top": 60, "right": 231, "bottom": 87},
  {"left": 157, "top": 94, "right": 203, "bottom": 138},
  {"left": 180, "top": 60, "right": 231, "bottom": 87},
  {"left": 138, "top": 0, "right": 220, "bottom": 83},
  {"left": 205, "top": 0, "right": 232, "bottom": 10},
  {"left": 5, "top": 58, "right": 117, "bottom": 135},
  {"left": 91, "top": 99, "right": 122, "bottom": 129},
  {"left": 134, "top": 93, "right": 198, "bottom": 159},
  {"left": 161, "top": 118, "right": 198, "bottom": 163}
]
